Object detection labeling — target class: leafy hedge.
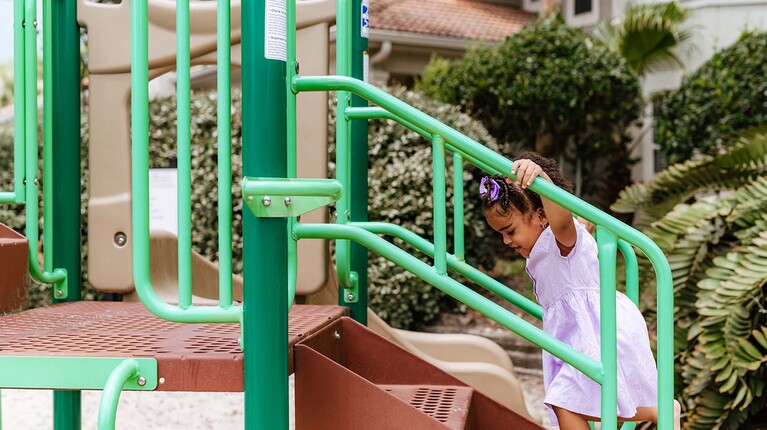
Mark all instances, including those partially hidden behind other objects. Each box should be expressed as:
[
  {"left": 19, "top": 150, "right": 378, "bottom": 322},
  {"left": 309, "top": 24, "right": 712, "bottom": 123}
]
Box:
[
  {"left": 2, "top": 85, "right": 502, "bottom": 329},
  {"left": 330, "top": 86, "right": 502, "bottom": 328},
  {"left": 612, "top": 128, "right": 767, "bottom": 429},
  {"left": 655, "top": 32, "right": 767, "bottom": 163},
  {"left": 417, "top": 15, "right": 642, "bottom": 204}
]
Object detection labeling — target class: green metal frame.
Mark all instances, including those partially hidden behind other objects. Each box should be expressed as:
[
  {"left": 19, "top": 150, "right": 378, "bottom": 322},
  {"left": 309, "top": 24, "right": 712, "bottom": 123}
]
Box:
[
  {"left": 1, "top": 0, "right": 672, "bottom": 427},
  {"left": 0, "top": 357, "right": 157, "bottom": 391},
  {"left": 284, "top": 2, "right": 675, "bottom": 427}
]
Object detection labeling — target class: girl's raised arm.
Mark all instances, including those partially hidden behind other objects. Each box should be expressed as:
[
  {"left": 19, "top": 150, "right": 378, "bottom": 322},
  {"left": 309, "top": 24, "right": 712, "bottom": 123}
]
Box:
[{"left": 511, "top": 159, "right": 577, "bottom": 253}]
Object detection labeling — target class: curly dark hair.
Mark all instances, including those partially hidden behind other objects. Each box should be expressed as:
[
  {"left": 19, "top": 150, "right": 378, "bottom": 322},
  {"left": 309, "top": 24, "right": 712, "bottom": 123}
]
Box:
[{"left": 481, "top": 152, "right": 573, "bottom": 218}]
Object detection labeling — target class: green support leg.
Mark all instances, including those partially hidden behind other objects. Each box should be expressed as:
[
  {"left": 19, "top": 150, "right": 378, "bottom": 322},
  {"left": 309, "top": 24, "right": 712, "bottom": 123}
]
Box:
[
  {"left": 242, "top": 0, "right": 289, "bottom": 428},
  {"left": 51, "top": 0, "right": 82, "bottom": 427},
  {"left": 347, "top": 0, "right": 369, "bottom": 324}
]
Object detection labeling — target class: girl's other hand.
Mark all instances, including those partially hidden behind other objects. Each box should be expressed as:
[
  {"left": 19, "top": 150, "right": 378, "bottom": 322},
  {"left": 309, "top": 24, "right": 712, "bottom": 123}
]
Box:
[
  {"left": 511, "top": 159, "right": 551, "bottom": 189},
  {"left": 576, "top": 217, "right": 595, "bottom": 234}
]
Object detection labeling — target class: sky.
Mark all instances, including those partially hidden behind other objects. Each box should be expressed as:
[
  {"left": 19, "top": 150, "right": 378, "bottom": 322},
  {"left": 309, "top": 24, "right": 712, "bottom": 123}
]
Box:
[{"left": 0, "top": 0, "right": 43, "bottom": 65}]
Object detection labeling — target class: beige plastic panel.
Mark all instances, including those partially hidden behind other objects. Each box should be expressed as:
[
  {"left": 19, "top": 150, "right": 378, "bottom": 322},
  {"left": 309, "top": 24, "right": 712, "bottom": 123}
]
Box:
[{"left": 79, "top": 0, "right": 334, "bottom": 295}]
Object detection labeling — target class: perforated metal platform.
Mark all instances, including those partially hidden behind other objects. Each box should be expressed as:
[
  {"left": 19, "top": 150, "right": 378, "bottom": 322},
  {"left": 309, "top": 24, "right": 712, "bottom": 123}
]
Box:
[
  {"left": 0, "top": 302, "right": 346, "bottom": 391},
  {"left": 379, "top": 385, "right": 473, "bottom": 428}
]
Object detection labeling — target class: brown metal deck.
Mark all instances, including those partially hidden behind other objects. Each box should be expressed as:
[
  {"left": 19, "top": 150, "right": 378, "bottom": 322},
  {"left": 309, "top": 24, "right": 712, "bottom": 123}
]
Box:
[{"left": 0, "top": 302, "right": 347, "bottom": 391}]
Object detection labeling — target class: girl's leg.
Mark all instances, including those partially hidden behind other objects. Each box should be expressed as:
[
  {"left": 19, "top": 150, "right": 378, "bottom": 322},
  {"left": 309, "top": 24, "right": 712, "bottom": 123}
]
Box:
[
  {"left": 552, "top": 406, "right": 591, "bottom": 430},
  {"left": 577, "top": 400, "right": 681, "bottom": 430}
]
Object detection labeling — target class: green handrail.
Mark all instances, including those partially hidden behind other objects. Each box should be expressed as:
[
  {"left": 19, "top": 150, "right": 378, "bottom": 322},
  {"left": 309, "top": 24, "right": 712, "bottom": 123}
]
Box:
[
  {"left": 15, "top": 0, "right": 68, "bottom": 298},
  {"left": 351, "top": 221, "right": 543, "bottom": 320},
  {"left": 130, "top": 0, "right": 240, "bottom": 323},
  {"left": 293, "top": 222, "right": 603, "bottom": 381},
  {"left": 97, "top": 359, "right": 140, "bottom": 430},
  {"left": 294, "top": 67, "right": 673, "bottom": 430}
]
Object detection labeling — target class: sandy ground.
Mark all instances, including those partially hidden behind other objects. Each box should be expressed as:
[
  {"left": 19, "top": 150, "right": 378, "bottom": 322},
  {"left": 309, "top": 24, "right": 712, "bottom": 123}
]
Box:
[
  {"left": 2, "top": 370, "right": 551, "bottom": 430},
  {"left": 0, "top": 377, "right": 293, "bottom": 430}
]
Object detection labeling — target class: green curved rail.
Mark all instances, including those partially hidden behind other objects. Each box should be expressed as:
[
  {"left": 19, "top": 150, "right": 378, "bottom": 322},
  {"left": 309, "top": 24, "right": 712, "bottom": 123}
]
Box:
[
  {"left": 97, "top": 359, "right": 140, "bottom": 430},
  {"left": 293, "top": 74, "right": 674, "bottom": 430},
  {"left": 294, "top": 222, "right": 604, "bottom": 382},
  {"left": 130, "top": 0, "right": 240, "bottom": 323}
]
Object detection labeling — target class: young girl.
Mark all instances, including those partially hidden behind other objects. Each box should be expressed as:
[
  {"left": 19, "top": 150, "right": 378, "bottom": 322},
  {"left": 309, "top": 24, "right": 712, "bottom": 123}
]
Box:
[{"left": 479, "top": 153, "right": 680, "bottom": 430}]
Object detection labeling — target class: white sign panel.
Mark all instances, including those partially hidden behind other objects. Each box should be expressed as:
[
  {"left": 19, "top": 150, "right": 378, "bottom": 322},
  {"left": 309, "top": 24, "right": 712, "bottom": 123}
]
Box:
[
  {"left": 361, "top": 0, "right": 369, "bottom": 39},
  {"left": 265, "top": 0, "right": 287, "bottom": 62},
  {"left": 149, "top": 168, "right": 178, "bottom": 235}
]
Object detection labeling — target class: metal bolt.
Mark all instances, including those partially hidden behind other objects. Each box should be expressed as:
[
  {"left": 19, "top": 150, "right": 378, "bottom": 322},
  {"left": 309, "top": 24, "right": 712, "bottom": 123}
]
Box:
[
  {"left": 22, "top": 179, "right": 26, "bottom": 185},
  {"left": 114, "top": 232, "right": 127, "bottom": 247},
  {"left": 246, "top": 196, "right": 253, "bottom": 202},
  {"left": 334, "top": 330, "right": 341, "bottom": 340},
  {"left": 33, "top": 178, "right": 39, "bottom": 186},
  {"left": 55, "top": 289, "right": 63, "bottom": 298},
  {"left": 295, "top": 62, "right": 300, "bottom": 74},
  {"left": 347, "top": 212, "right": 351, "bottom": 221},
  {"left": 284, "top": 197, "right": 292, "bottom": 206},
  {"left": 346, "top": 293, "right": 355, "bottom": 301},
  {"left": 262, "top": 196, "right": 272, "bottom": 206},
  {"left": 137, "top": 376, "right": 147, "bottom": 387},
  {"left": 33, "top": 20, "right": 38, "bottom": 28}
]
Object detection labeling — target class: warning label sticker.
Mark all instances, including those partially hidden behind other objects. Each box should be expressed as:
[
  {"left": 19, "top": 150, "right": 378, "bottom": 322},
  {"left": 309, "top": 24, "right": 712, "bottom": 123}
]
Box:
[
  {"left": 361, "top": 0, "right": 369, "bottom": 39},
  {"left": 265, "top": 0, "right": 287, "bottom": 62}
]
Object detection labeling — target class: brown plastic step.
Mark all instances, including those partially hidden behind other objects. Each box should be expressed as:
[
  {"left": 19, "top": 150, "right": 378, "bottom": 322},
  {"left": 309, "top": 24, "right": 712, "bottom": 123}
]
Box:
[
  {"left": 379, "top": 385, "right": 473, "bottom": 429},
  {"left": 0, "top": 302, "right": 346, "bottom": 391},
  {"left": 0, "top": 222, "right": 29, "bottom": 313},
  {"left": 295, "top": 316, "right": 544, "bottom": 430}
]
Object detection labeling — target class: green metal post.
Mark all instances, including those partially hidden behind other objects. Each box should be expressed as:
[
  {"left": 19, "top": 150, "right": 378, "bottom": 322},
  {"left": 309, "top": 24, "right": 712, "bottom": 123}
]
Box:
[
  {"left": 347, "top": 0, "right": 369, "bottom": 323},
  {"left": 51, "top": 0, "right": 82, "bottom": 426},
  {"left": 176, "top": 0, "right": 193, "bottom": 308},
  {"left": 617, "top": 240, "right": 638, "bottom": 305},
  {"left": 597, "top": 226, "right": 618, "bottom": 430},
  {"left": 217, "top": 0, "right": 233, "bottom": 308},
  {"left": 452, "top": 153, "right": 464, "bottom": 261},
  {"left": 51, "top": 0, "right": 82, "bottom": 430},
  {"left": 432, "top": 135, "right": 447, "bottom": 275},
  {"left": 242, "top": 0, "right": 289, "bottom": 428}
]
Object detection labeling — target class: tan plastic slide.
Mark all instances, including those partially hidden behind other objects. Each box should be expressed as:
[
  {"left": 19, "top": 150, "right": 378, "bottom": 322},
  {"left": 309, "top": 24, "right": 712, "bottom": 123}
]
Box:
[{"left": 78, "top": 0, "right": 539, "bottom": 422}]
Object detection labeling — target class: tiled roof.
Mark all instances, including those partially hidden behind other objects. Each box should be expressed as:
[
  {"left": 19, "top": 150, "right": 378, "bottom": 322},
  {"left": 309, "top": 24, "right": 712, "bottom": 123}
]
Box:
[{"left": 372, "top": 0, "right": 535, "bottom": 42}]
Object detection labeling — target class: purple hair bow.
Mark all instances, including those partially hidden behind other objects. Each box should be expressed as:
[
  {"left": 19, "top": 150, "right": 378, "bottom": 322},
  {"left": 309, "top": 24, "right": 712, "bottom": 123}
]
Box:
[{"left": 479, "top": 176, "right": 500, "bottom": 201}]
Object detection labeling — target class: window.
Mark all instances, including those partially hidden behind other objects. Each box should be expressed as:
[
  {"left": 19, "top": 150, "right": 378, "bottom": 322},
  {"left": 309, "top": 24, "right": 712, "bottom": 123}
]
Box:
[{"left": 566, "top": 0, "right": 599, "bottom": 27}]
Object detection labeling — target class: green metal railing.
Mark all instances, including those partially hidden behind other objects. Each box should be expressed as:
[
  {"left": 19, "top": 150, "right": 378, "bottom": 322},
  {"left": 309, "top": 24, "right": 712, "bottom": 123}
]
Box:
[
  {"left": 130, "top": 0, "right": 240, "bottom": 323},
  {"left": 0, "top": 0, "right": 69, "bottom": 297},
  {"left": 283, "top": 0, "right": 675, "bottom": 428}
]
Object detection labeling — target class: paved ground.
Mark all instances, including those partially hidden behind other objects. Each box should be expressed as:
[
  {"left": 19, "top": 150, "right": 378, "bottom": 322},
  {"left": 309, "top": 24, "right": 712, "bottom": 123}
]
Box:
[{"left": 2, "top": 371, "right": 552, "bottom": 429}]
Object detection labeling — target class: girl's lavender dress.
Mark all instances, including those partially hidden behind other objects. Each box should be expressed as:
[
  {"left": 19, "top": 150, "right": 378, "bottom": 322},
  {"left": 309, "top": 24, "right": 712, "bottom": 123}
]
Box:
[{"left": 526, "top": 221, "right": 657, "bottom": 426}]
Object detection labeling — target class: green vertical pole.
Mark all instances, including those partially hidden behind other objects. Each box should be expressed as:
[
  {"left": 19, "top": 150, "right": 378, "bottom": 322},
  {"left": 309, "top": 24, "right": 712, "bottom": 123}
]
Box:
[
  {"left": 242, "top": 0, "right": 289, "bottom": 428},
  {"left": 432, "top": 135, "right": 447, "bottom": 275},
  {"left": 51, "top": 0, "right": 82, "bottom": 427},
  {"left": 597, "top": 226, "right": 618, "bottom": 430},
  {"left": 347, "top": 0, "right": 369, "bottom": 324}
]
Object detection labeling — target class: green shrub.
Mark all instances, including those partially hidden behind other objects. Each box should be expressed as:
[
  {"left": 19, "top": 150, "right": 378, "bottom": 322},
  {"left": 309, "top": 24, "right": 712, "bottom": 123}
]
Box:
[
  {"left": 655, "top": 32, "right": 767, "bottom": 163},
  {"left": 612, "top": 128, "right": 767, "bottom": 430},
  {"left": 417, "top": 15, "right": 642, "bottom": 205},
  {"left": 330, "top": 86, "right": 503, "bottom": 329}
]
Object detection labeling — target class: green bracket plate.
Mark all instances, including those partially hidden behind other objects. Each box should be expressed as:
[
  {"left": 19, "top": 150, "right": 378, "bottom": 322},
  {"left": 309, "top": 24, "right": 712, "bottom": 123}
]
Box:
[
  {"left": 0, "top": 357, "right": 158, "bottom": 390},
  {"left": 242, "top": 177, "right": 343, "bottom": 218},
  {"left": 343, "top": 271, "right": 359, "bottom": 304}
]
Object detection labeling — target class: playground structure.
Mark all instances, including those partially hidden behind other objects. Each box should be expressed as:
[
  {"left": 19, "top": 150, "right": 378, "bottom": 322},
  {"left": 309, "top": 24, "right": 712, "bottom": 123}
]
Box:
[{"left": 0, "top": 0, "right": 676, "bottom": 428}]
